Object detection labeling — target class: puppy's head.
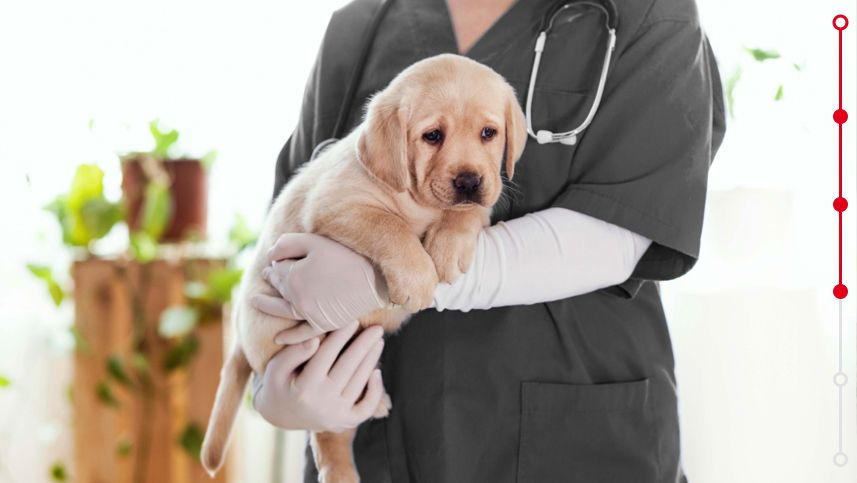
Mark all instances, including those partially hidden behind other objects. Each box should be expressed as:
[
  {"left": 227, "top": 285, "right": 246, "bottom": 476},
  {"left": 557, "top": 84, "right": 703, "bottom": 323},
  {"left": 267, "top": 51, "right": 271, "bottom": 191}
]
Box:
[{"left": 358, "top": 54, "right": 527, "bottom": 210}]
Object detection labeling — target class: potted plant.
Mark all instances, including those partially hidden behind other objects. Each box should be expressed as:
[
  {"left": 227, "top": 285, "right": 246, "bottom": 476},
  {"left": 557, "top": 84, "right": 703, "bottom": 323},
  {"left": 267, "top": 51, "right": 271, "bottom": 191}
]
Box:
[{"left": 121, "top": 120, "right": 217, "bottom": 244}]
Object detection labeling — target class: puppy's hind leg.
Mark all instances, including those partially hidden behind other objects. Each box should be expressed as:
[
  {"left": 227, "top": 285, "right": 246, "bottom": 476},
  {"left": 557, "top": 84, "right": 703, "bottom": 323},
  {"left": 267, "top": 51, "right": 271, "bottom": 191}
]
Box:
[{"left": 311, "top": 429, "right": 359, "bottom": 483}]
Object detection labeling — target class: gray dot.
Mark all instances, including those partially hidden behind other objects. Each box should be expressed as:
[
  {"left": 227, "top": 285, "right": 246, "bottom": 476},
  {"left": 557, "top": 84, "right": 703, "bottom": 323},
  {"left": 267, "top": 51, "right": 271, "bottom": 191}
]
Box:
[
  {"left": 834, "top": 452, "right": 848, "bottom": 466},
  {"left": 834, "top": 372, "right": 848, "bottom": 387}
]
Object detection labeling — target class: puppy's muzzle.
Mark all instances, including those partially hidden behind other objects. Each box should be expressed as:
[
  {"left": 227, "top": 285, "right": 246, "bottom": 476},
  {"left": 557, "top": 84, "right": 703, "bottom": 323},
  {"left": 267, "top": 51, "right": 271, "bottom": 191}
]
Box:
[{"left": 453, "top": 171, "right": 482, "bottom": 203}]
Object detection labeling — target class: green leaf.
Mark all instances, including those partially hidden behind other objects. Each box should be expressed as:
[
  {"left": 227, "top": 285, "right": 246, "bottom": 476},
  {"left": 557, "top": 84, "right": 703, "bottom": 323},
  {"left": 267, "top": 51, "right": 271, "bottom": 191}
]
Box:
[
  {"left": 46, "top": 164, "right": 118, "bottom": 247},
  {"left": 201, "top": 150, "right": 218, "bottom": 170},
  {"left": 774, "top": 85, "right": 784, "bottom": 101},
  {"left": 228, "top": 214, "right": 258, "bottom": 252},
  {"left": 205, "top": 268, "right": 243, "bottom": 303},
  {"left": 106, "top": 355, "right": 134, "bottom": 388},
  {"left": 131, "top": 352, "right": 150, "bottom": 375},
  {"left": 79, "top": 197, "right": 121, "bottom": 241},
  {"left": 744, "top": 47, "right": 781, "bottom": 62},
  {"left": 164, "top": 335, "right": 199, "bottom": 371},
  {"left": 177, "top": 423, "right": 205, "bottom": 459},
  {"left": 793, "top": 62, "right": 803, "bottom": 71},
  {"left": 116, "top": 438, "right": 133, "bottom": 458},
  {"left": 140, "top": 180, "right": 173, "bottom": 240},
  {"left": 129, "top": 231, "right": 158, "bottom": 263},
  {"left": 95, "top": 381, "right": 120, "bottom": 408},
  {"left": 158, "top": 306, "right": 199, "bottom": 339},
  {"left": 50, "top": 462, "right": 67, "bottom": 481},
  {"left": 724, "top": 66, "right": 742, "bottom": 119},
  {"left": 0, "top": 375, "right": 10, "bottom": 388},
  {"left": 26, "top": 264, "right": 64, "bottom": 306},
  {"left": 149, "top": 120, "right": 180, "bottom": 159}
]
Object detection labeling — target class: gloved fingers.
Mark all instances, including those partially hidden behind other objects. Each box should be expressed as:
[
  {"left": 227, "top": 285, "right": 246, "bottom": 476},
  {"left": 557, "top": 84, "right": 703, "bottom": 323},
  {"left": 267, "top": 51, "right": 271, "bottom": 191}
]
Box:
[
  {"left": 274, "top": 322, "right": 323, "bottom": 345},
  {"left": 326, "top": 325, "right": 384, "bottom": 388},
  {"left": 250, "top": 293, "right": 304, "bottom": 320},
  {"left": 262, "top": 260, "right": 296, "bottom": 291},
  {"left": 266, "top": 337, "right": 320, "bottom": 384},
  {"left": 350, "top": 369, "right": 385, "bottom": 425},
  {"left": 267, "top": 233, "right": 315, "bottom": 262},
  {"left": 300, "top": 321, "right": 360, "bottom": 383},
  {"left": 340, "top": 338, "right": 384, "bottom": 402}
]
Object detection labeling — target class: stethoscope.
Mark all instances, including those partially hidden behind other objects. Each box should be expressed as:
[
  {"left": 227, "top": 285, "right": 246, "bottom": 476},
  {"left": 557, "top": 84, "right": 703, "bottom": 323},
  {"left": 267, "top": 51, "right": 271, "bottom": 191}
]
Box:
[
  {"left": 319, "top": 0, "right": 619, "bottom": 159},
  {"left": 528, "top": 0, "right": 618, "bottom": 145}
]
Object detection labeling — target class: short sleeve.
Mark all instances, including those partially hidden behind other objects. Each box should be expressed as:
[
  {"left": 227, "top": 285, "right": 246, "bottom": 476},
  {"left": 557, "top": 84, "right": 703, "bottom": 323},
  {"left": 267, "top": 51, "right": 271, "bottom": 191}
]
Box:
[
  {"left": 272, "top": 53, "right": 322, "bottom": 203},
  {"left": 551, "top": 15, "right": 726, "bottom": 282}
]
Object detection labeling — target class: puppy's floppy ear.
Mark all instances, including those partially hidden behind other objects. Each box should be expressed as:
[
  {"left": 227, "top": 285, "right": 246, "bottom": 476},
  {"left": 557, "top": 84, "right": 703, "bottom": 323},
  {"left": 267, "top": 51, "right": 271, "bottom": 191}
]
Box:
[
  {"left": 503, "top": 86, "right": 528, "bottom": 180},
  {"left": 358, "top": 90, "right": 410, "bottom": 192}
]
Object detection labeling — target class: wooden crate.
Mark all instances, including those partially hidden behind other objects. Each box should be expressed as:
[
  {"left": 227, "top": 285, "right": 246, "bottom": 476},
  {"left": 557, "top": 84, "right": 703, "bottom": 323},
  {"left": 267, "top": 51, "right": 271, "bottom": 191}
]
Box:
[{"left": 72, "top": 257, "right": 231, "bottom": 483}]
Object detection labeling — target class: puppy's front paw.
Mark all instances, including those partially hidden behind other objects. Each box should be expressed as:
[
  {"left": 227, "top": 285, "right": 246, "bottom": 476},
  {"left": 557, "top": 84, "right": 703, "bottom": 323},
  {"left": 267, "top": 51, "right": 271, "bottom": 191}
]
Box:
[
  {"left": 384, "top": 253, "right": 438, "bottom": 312},
  {"left": 423, "top": 224, "right": 477, "bottom": 284}
]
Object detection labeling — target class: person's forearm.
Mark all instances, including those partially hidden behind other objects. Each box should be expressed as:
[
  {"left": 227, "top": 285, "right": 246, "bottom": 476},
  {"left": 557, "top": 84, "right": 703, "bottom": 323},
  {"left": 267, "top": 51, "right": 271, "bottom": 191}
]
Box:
[{"left": 431, "top": 207, "right": 652, "bottom": 311}]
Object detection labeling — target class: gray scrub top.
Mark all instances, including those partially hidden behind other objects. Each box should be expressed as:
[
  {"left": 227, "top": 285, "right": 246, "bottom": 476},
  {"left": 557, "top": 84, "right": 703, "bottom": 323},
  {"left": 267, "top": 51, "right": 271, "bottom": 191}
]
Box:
[{"left": 272, "top": 0, "right": 726, "bottom": 482}]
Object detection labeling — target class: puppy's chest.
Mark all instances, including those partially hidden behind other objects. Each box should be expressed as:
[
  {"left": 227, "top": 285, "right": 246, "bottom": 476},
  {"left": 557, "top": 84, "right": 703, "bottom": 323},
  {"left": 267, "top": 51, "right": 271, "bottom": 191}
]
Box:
[{"left": 392, "top": 196, "right": 441, "bottom": 238}]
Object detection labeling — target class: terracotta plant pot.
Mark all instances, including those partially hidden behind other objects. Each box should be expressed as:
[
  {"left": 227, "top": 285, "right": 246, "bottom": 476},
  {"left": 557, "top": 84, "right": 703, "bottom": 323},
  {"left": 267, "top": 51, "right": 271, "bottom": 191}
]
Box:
[{"left": 122, "top": 157, "right": 208, "bottom": 242}]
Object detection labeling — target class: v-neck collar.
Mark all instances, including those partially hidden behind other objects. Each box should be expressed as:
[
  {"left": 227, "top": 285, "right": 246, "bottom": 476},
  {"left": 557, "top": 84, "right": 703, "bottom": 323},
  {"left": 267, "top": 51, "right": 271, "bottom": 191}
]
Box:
[
  {"left": 440, "top": 0, "right": 522, "bottom": 57},
  {"left": 410, "top": 0, "right": 544, "bottom": 62}
]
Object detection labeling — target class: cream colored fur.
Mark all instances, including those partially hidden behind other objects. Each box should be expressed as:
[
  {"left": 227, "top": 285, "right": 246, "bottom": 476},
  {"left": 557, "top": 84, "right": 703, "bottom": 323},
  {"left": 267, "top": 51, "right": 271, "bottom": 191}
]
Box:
[{"left": 200, "top": 54, "right": 527, "bottom": 482}]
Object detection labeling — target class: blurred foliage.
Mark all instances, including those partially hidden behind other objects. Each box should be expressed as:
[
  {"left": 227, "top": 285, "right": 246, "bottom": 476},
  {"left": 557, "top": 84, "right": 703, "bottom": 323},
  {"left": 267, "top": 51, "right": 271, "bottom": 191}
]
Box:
[
  {"left": 164, "top": 335, "right": 199, "bottom": 372},
  {"left": 44, "top": 164, "right": 122, "bottom": 248},
  {"left": 744, "top": 47, "right": 780, "bottom": 62},
  {"left": 106, "top": 355, "right": 134, "bottom": 388},
  {"left": 0, "top": 375, "right": 10, "bottom": 388},
  {"left": 50, "top": 462, "right": 67, "bottom": 481},
  {"left": 29, "top": 119, "right": 261, "bottom": 478},
  {"left": 116, "top": 438, "right": 133, "bottom": 458},
  {"left": 139, "top": 180, "right": 172, "bottom": 241},
  {"left": 178, "top": 423, "right": 205, "bottom": 459},
  {"left": 149, "top": 120, "right": 180, "bottom": 159},
  {"left": 725, "top": 46, "right": 801, "bottom": 118},
  {"left": 26, "top": 264, "right": 64, "bottom": 306},
  {"left": 229, "top": 214, "right": 259, "bottom": 252},
  {"left": 95, "top": 381, "right": 120, "bottom": 408}
]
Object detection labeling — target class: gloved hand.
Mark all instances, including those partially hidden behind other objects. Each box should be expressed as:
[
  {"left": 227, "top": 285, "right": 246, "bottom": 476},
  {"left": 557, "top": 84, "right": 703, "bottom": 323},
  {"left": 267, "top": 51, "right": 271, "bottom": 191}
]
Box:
[
  {"left": 253, "top": 233, "right": 388, "bottom": 335},
  {"left": 252, "top": 322, "right": 386, "bottom": 432}
]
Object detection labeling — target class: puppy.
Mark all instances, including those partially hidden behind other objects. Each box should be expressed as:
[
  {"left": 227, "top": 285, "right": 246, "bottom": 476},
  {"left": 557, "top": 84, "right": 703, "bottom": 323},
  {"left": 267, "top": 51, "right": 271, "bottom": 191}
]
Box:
[{"left": 200, "top": 53, "right": 527, "bottom": 483}]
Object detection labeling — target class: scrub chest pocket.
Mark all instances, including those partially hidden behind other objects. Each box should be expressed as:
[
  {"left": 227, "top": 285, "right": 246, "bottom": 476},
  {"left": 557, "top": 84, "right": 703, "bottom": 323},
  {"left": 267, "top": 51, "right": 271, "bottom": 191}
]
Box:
[{"left": 516, "top": 379, "right": 660, "bottom": 483}]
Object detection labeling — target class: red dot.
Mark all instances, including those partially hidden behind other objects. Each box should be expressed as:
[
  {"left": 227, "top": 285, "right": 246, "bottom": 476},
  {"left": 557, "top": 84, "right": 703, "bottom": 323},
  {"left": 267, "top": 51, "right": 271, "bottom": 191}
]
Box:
[
  {"left": 834, "top": 197, "right": 848, "bottom": 212},
  {"left": 834, "top": 109, "right": 848, "bottom": 124},
  {"left": 834, "top": 284, "right": 848, "bottom": 299},
  {"left": 834, "top": 15, "right": 849, "bottom": 31}
]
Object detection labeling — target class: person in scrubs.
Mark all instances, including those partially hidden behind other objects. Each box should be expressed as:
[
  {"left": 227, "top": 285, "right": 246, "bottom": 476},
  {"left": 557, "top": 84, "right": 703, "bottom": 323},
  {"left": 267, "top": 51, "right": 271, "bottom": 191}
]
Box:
[{"left": 250, "top": 0, "right": 725, "bottom": 481}]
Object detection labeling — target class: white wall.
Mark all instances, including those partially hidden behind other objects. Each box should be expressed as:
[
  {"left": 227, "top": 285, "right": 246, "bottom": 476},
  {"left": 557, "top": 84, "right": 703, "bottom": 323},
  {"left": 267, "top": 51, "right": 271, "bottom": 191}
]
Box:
[{"left": 0, "top": 0, "right": 855, "bottom": 482}]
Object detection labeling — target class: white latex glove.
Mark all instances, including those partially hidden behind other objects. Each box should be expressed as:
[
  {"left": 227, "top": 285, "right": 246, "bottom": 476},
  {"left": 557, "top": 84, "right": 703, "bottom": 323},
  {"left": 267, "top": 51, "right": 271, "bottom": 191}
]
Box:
[
  {"left": 252, "top": 322, "right": 386, "bottom": 432},
  {"left": 253, "top": 233, "right": 388, "bottom": 334}
]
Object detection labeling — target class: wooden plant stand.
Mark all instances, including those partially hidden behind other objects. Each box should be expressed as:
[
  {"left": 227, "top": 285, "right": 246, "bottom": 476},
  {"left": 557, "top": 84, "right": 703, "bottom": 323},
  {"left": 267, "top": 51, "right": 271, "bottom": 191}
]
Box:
[{"left": 71, "top": 256, "right": 230, "bottom": 483}]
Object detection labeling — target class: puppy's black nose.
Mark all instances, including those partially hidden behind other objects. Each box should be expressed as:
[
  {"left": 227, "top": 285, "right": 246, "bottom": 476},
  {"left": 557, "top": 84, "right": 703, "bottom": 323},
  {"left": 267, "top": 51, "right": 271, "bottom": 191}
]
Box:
[{"left": 453, "top": 172, "right": 482, "bottom": 196}]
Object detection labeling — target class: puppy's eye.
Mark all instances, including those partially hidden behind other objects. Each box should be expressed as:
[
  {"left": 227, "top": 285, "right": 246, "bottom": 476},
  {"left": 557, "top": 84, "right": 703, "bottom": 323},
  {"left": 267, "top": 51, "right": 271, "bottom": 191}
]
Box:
[
  {"left": 481, "top": 127, "right": 497, "bottom": 140},
  {"left": 422, "top": 129, "right": 444, "bottom": 145}
]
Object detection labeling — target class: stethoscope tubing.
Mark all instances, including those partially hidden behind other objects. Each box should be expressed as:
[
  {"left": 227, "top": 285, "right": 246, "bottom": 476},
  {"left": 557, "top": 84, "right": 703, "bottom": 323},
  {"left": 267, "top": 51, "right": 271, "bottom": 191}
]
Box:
[{"left": 526, "top": 0, "right": 618, "bottom": 145}]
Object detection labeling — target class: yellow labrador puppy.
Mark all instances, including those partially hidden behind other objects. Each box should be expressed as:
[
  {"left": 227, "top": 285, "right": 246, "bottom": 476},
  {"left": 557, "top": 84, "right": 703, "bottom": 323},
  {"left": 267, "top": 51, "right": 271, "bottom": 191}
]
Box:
[{"left": 200, "top": 53, "right": 527, "bottom": 482}]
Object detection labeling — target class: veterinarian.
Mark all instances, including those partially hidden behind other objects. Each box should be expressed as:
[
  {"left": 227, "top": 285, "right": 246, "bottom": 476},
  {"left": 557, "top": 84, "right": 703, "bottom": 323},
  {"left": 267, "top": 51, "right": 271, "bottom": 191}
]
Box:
[{"left": 252, "top": 0, "right": 725, "bottom": 481}]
